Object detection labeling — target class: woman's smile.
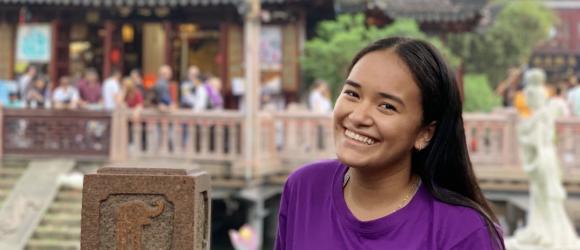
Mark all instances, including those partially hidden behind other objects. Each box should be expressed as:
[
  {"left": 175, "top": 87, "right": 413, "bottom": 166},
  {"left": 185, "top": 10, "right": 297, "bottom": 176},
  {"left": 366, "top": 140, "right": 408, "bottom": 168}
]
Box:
[{"left": 343, "top": 128, "right": 378, "bottom": 146}]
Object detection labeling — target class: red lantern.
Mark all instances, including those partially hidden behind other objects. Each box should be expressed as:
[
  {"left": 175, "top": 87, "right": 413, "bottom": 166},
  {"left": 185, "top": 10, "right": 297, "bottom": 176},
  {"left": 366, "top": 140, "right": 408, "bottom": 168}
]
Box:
[{"left": 110, "top": 49, "right": 121, "bottom": 64}]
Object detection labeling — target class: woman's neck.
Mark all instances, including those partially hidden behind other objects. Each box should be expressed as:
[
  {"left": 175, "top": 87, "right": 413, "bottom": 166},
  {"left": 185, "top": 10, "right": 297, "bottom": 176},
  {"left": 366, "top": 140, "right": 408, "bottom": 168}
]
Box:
[{"left": 344, "top": 162, "right": 416, "bottom": 221}]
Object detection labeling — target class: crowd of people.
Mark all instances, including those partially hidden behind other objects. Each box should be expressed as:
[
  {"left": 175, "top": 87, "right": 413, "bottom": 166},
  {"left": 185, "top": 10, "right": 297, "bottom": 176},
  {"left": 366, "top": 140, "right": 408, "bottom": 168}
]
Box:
[
  {"left": 0, "top": 64, "right": 225, "bottom": 116},
  {"left": 496, "top": 68, "right": 580, "bottom": 118}
]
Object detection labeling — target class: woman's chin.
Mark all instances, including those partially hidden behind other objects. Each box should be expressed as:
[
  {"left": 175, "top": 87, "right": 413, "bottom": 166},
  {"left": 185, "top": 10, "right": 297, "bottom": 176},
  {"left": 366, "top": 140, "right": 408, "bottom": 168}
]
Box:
[{"left": 336, "top": 153, "right": 372, "bottom": 169}]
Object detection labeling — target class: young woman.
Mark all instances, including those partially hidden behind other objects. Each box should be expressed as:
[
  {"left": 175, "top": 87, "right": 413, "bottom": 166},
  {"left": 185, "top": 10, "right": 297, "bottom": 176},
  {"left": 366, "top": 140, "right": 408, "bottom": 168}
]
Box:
[{"left": 275, "top": 37, "right": 504, "bottom": 249}]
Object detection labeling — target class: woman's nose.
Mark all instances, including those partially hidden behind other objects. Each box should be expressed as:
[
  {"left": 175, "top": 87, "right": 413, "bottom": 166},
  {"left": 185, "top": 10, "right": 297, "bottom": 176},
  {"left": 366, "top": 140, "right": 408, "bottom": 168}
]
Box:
[{"left": 347, "top": 103, "right": 373, "bottom": 127}]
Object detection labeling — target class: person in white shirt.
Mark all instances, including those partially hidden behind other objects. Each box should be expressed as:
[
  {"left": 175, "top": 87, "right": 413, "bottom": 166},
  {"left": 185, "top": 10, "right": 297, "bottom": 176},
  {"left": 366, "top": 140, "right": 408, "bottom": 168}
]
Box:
[
  {"left": 568, "top": 78, "right": 580, "bottom": 116},
  {"left": 549, "top": 85, "right": 571, "bottom": 118},
  {"left": 52, "top": 76, "right": 80, "bottom": 109},
  {"left": 102, "top": 69, "right": 122, "bottom": 110},
  {"left": 18, "top": 65, "right": 37, "bottom": 99},
  {"left": 308, "top": 79, "right": 332, "bottom": 113},
  {"left": 180, "top": 66, "right": 209, "bottom": 111}
]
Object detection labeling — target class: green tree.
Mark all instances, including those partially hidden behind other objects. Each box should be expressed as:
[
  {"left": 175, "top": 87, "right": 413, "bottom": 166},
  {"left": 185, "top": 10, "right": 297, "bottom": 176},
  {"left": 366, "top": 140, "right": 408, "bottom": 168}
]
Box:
[
  {"left": 463, "top": 74, "right": 501, "bottom": 112},
  {"left": 448, "top": 0, "right": 556, "bottom": 87},
  {"left": 301, "top": 14, "right": 458, "bottom": 100}
]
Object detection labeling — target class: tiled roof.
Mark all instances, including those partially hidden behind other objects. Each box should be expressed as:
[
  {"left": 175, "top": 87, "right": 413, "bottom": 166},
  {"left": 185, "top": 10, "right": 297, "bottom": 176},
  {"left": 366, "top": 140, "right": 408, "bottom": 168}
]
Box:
[
  {"left": 0, "top": 0, "right": 299, "bottom": 7},
  {"left": 336, "top": 0, "right": 488, "bottom": 22}
]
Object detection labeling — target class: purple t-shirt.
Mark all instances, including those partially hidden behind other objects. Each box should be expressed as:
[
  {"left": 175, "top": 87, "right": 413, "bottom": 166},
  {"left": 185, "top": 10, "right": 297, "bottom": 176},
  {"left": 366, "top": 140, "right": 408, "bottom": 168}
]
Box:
[{"left": 275, "top": 159, "right": 502, "bottom": 250}]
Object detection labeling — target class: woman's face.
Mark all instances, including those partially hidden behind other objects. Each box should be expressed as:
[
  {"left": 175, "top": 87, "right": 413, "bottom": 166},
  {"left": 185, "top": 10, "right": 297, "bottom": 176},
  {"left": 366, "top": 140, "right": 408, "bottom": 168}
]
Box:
[
  {"left": 333, "top": 50, "right": 430, "bottom": 170},
  {"left": 34, "top": 79, "right": 45, "bottom": 89}
]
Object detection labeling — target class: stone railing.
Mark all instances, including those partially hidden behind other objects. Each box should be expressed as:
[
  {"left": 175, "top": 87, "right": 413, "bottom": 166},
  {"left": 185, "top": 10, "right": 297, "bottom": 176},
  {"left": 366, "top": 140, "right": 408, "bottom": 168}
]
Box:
[
  {"left": 126, "top": 110, "right": 244, "bottom": 161},
  {"left": 1, "top": 108, "right": 580, "bottom": 178},
  {"left": 464, "top": 111, "right": 580, "bottom": 172},
  {"left": 463, "top": 112, "right": 519, "bottom": 168},
  {"left": 0, "top": 109, "right": 114, "bottom": 159}
]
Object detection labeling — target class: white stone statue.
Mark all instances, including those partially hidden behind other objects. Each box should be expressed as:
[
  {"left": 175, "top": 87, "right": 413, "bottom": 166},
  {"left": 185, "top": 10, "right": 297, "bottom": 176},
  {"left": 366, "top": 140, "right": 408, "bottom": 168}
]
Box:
[{"left": 507, "top": 69, "right": 580, "bottom": 249}]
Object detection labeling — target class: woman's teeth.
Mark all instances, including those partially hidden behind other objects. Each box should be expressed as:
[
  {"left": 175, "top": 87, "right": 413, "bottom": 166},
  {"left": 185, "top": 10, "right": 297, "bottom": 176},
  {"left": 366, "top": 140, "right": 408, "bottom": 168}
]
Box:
[{"left": 345, "top": 129, "right": 376, "bottom": 145}]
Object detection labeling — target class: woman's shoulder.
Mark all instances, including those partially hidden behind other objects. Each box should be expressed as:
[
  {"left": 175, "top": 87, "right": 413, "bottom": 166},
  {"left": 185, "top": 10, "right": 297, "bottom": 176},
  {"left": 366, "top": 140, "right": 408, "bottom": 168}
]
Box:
[
  {"left": 431, "top": 199, "right": 486, "bottom": 225},
  {"left": 429, "top": 197, "right": 499, "bottom": 248}
]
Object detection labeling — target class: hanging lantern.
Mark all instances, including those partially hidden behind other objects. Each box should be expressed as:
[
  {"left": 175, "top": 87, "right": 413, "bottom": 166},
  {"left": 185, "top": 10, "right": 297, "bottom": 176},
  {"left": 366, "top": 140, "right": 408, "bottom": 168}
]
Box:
[{"left": 122, "top": 24, "right": 134, "bottom": 43}]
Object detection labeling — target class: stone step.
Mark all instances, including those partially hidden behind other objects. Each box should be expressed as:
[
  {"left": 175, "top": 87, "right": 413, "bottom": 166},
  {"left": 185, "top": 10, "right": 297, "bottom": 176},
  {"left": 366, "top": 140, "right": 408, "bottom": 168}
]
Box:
[
  {"left": 0, "top": 178, "right": 18, "bottom": 189},
  {"left": 0, "top": 166, "right": 26, "bottom": 177},
  {"left": 32, "top": 226, "right": 80, "bottom": 241},
  {"left": 40, "top": 214, "right": 81, "bottom": 227},
  {"left": 26, "top": 239, "right": 79, "bottom": 250},
  {"left": 0, "top": 188, "right": 9, "bottom": 200},
  {"left": 55, "top": 190, "right": 83, "bottom": 202},
  {"left": 47, "top": 202, "right": 82, "bottom": 215}
]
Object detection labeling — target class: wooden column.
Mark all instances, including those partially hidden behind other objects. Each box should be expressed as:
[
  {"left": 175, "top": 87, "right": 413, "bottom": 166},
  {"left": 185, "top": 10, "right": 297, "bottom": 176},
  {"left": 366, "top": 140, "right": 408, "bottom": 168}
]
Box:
[
  {"left": 49, "top": 20, "right": 59, "bottom": 86},
  {"left": 103, "top": 21, "right": 114, "bottom": 78},
  {"left": 219, "top": 22, "right": 229, "bottom": 104},
  {"left": 282, "top": 21, "right": 299, "bottom": 103},
  {"left": 0, "top": 23, "right": 14, "bottom": 79},
  {"left": 49, "top": 20, "right": 70, "bottom": 88},
  {"left": 163, "top": 21, "right": 173, "bottom": 67}
]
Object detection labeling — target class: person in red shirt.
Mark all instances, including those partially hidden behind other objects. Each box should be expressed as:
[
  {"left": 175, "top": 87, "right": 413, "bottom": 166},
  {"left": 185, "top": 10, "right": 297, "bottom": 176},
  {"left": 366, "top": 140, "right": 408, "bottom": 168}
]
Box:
[
  {"left": 123, "top": 77, "right": 143, "bottom": 109},
  {"left": 123, "top": 77, "right": 145, "bottom": 148}
]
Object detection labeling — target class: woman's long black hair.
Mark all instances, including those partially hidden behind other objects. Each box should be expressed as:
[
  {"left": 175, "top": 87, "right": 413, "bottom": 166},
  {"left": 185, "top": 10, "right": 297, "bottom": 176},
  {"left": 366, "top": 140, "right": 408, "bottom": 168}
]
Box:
[{"left": 348, "top": 37, "right": 505, "bottom": 249}]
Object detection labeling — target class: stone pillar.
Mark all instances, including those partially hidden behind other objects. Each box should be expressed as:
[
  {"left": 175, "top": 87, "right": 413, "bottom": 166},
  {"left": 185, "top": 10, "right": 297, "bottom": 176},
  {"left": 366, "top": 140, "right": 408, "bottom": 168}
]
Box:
[
  {"left": 81, "top": 168, "right": 211, "bottom": 249},
  {"left": 109, "top": 109, "right": 128, "bottom": 162},
  {"left": 243, "top": 0, "right": 261, "bottom": 180}
]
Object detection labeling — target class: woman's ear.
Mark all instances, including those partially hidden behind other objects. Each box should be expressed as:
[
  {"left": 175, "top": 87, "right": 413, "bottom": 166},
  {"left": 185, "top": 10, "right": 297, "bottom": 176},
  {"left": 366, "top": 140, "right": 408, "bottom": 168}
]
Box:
[{"left": 414, "top": 121, "right": 436, "bottom": 150}]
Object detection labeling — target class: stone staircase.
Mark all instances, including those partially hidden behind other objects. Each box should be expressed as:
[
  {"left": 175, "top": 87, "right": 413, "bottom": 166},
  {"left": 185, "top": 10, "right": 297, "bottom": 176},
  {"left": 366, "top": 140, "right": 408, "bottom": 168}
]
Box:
[
  {"left": 26, "top": 186, "right": 82, "bottom": 250},
  {"left": 0, "top": 162, "right": 28, "bottom": 207}
]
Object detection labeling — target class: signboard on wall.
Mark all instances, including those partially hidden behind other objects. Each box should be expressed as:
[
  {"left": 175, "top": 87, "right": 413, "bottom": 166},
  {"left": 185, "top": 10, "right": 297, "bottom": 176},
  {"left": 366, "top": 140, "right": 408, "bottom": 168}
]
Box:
[
  {"left": 16, "top": 24, "right": 52, "bottom": 62},
  {"left": 529, "top": 53, "right": 580, "bottom": 82},
  {"left": 260, "top": 26, "right": 282, "bottom": 70}
]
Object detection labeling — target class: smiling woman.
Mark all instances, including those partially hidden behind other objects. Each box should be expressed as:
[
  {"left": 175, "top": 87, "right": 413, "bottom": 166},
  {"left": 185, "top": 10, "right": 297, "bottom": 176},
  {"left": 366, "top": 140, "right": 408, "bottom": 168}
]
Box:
[{"left": 275, "top": 37, "right": 505, "bottom": 250}]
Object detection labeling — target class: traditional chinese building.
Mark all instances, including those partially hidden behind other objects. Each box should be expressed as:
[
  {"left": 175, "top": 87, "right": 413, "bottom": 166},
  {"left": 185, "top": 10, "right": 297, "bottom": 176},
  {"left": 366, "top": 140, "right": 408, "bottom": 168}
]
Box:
[
  {"left": 531, "top": 0, "right": 580, "bottom": 82},
  {"left": 0, "top": 0, "right": 488, "bottom": 108},
  {"left": 334, "top": 0, "right": 488, "bottom": 34},
  {"left": 0, "top": 0, "right": 336, "bottom": 107}
]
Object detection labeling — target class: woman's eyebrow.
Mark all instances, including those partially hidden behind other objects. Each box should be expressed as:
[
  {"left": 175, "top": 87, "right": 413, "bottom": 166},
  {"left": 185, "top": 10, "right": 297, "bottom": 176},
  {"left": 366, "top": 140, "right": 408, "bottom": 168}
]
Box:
[
  {"left": 377, "top": 92, "right": 405, "bottom": 107},
  {"left": 345, "top": 80, "right": 361, "bottom": 88},
  {"left": 345, "top": 79, "right": 405, "bottom": 107}
]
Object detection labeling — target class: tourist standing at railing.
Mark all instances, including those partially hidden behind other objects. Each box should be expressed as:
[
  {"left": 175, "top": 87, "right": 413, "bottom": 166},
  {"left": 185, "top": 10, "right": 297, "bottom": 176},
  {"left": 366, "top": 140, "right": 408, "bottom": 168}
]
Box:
[
  {"left": 102, "top": 69, "right": 123, "bottom": 110},
  {"left": 5, "top": 91, "right": 24, "bottom": 109},
  {"left": 52, "top": 76, "right": 80, "bottom": 109},
  {"left": 495, "top": 68, "right": 521, "bottom": 107},
  {"left": 153, "top": 65, "right": 175, "bottom": 111},
  {"left": 25, "top": 76, "right": 49, "bottom": 108},
  {"left": 180, "top": 66, "right": 203, "bottom": 109},
  {"left": 130, "top": 69, "right": 150, "bottom": 107},
  {"left": 122, "top": 76, "right": 145, "bottom": 149},
  {"left": 17, "top": 65, "right": 37, "bottom": 99},
  {"left": 549, "top": 85, "right": 571, "bottom": 118},
  {"left": 122, "top": 77, "right": 144, "bottom": 116},
  {"left": 77, "top": 68, "right": 103, "bottom": 110},
  {"left": 567, "top": 75, "right": 580, "bottom": 116},
  {"left": 308, "top": 79, "right": 332, "bottom": 113},
  {"left": 206, "top": 76, "right": 224, "bottom": 110}
]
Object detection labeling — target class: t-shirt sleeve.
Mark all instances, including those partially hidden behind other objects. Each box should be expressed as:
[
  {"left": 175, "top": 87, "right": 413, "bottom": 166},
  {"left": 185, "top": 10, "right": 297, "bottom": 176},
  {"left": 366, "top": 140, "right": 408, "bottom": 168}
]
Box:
[
  {"left": 275, "top": 180, "right": 291, "bottom": 250},
  {"left": 449, "top": 226, "right": 499, "bottom": 250}
]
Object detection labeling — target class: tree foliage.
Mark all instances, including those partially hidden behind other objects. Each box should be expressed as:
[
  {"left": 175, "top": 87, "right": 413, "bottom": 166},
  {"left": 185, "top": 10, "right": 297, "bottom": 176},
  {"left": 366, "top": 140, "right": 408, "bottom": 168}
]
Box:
[
  {"left": 463, "top": 74, "right": 501, "bottom": 112},
  {"left": 301, "top": 14, "right": 458, "bottom": 99},
  {"left": 448, "top": 0, "right": 556, "bottom": 87}
]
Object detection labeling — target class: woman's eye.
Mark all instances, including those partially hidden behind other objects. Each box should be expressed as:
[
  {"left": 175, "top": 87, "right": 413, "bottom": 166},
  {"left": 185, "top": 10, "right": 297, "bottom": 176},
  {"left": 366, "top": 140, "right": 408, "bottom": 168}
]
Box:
[
  {"left": 343, "top": 90, "right": 359, "bottom": 98},
  {"left": 380, "top": 103, "right": 397, "bottom": 112}
]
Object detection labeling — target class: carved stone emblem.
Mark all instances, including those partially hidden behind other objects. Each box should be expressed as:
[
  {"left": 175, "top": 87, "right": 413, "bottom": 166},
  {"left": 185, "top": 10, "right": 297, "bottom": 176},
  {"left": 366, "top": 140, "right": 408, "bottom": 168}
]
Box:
[{"left": 115, "top": 199, "right": 165, "bottom": 250}]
